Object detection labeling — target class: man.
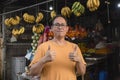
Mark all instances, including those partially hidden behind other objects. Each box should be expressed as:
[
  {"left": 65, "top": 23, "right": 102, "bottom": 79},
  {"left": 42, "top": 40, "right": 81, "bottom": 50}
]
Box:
[{"left": 29, "top": 15, "right": 86, "bottom": 80}]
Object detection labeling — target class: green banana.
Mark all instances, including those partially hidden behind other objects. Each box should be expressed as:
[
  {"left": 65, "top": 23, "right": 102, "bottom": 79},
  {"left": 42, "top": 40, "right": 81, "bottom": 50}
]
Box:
[{"left": 72, "top": 2, "right": 78, "bottom": 10}]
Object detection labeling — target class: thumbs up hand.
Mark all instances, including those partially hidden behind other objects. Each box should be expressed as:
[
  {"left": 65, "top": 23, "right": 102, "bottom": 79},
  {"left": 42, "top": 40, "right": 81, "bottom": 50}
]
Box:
[
  {"left": 44, "top": 45, "right": 56, "bottom": 63},
  {"left": 69, "top": 46, "right": 80, "bottom": 62}
]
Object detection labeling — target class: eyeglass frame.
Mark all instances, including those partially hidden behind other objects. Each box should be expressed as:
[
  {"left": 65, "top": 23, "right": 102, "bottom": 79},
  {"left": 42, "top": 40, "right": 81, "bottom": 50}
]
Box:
[{"left": 52, "top": 23, "right": 67, "bottom": 28}]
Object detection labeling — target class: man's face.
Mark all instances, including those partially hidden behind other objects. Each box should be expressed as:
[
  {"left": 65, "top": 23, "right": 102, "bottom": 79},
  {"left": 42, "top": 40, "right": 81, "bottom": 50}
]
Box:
[{"left": 51, "top": 17, "right": 69, "bottom": 38}]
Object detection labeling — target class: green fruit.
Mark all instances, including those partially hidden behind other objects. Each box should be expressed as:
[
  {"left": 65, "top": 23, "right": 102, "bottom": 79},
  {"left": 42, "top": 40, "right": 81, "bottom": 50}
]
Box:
[
  {"left": 33, "top": 40, "right": 37, "bottom": 43},
  {"left": 72, "top": 2, "right": 80, "bottom": 12},
  {"left": 31, "top": 36, "right": 35, "bottom": 39},
  {"left": 32, "top": 46, "right": 36, "bottom": 50},
  {"left": 34, "top": 43, "right": 38, "bottom": 47},
  {"left": 34, "top": 33, "right": 38, "bottom": 36},
  {"left": 31, "top": 43, "right": 34, "bottom": 46},
  {"left": 80, "top": 5, "right": 85, "bottom": 14},
  {"left": 36, "top": 36, "right": 39, "bottom": 40},
  {"left": 72, "top": 2, "right": 78, "bottom": 10}
]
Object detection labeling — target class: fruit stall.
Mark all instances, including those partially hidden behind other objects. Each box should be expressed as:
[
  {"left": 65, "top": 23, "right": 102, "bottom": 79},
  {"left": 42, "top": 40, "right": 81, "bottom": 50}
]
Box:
[{"left": 0, "top": 0, "right": 119, "bottom": 80}]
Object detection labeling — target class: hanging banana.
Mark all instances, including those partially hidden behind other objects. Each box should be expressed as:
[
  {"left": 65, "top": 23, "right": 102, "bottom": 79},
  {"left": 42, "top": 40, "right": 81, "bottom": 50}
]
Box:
[
  {"left": 50, "top": 10, "right": 56, "bottom": 19},
  {"left": 61, "top": 6, "right": 71, "bottom": 18},
  {"left": 72, "top": 1, "right": 85, "bottom": 17},
  {"left": 86, "top": 0, "right": 100, "bottom": 12},
  {"left": 36, "top": 12, "right": 44, "bottom": 23}
]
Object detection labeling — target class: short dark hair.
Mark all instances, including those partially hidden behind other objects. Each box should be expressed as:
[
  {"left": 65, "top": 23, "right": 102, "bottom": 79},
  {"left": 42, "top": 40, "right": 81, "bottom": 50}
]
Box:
[{"left": 52, "top": 15, "right": 67, "bottom": 25}]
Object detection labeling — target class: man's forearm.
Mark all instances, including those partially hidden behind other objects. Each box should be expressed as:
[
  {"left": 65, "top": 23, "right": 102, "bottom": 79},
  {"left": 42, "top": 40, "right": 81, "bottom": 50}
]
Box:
[
  {"left": 29, "top": 57, "right": 46, "bottom": 76},
  {"left": 76, "top": 61, "right": 86, "bottom": 75}
]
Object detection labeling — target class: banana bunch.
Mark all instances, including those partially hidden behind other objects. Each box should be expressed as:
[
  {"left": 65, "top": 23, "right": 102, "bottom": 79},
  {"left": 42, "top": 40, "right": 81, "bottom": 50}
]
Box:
[
  {"left": 36, "top": 12, "right": 44, "bottom": 23},
  {"left": 23, "top": 13, "right": 35, "bottom": 23},
  {"left": 50, "top": 10, "right": 56, "bottom": 19},
  {"left": 32, "top": 23, "right": 44, "bottom": 34},
  {"left": 87, "top": 48, "right": 96, "bottom": 53},
  {"left": 4, "top": 16, "right": 20, "bottom": 27},
  {"left": 72, "top": 2, "right": 85, "bottom": 17},
  {"left": 12, "top": 27, "right": 25, "bottom": 36},
  {"left": 61, "top": 6, "right": 71, "bottom": 18},
  {"left": 86, "top": 0, "right": 100, "bottom": 11}
]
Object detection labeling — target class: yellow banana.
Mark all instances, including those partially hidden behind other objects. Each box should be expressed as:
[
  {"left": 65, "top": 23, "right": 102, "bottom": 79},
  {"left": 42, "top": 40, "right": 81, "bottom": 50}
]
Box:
[
  {"left": 50, "top": 10, "right": 56, "bottom": 19},
  {"left": 96, "top": 0, "right": 100, "bottom": 7},
  {"left": 87, "top": 0, "right": 91, "bottom": 8},
  {"left": 32, "top": 25, "right": 37, "bottom": 33},
  {"left": 20, "top": 27, "right": 25, "bottom": 34},
  {"left": 36, "top": 12, "right": 44, "bottom": 23},
  {"left": 4, "top": 19, "right": 11, "bottom": 27}
]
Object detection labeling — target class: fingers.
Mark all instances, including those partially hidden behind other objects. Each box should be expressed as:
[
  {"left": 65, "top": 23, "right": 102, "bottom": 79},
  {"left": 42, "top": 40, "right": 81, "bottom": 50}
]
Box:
[
  {"left": 48, "top": 45, "right": 51, "bottom": 51},
  {"left": 69, "top": 45, "right": 78, "bottom": 62},
  {"left": 73, "top": 45, "right": 77, "bottom": 53}
]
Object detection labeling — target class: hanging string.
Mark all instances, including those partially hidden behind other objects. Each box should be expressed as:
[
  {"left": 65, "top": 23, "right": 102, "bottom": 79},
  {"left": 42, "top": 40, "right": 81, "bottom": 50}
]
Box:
[
  {"left": 0, "top": 0, "right": 53, "bottom": 16},
  {"left": 46, "top": 2, "right": 49, "bottom": 25},
  {"left": 65, "top": 0, "right": 67, "bottom": 6},
  {"left": 52, "top": 0, "right": 55, "bottom": 10},
  {"left": 55, "top": 0, "right": 58, "bottom": 14},
  {"left": 105, "top": 0, "right": 111, "bottom": 23}
]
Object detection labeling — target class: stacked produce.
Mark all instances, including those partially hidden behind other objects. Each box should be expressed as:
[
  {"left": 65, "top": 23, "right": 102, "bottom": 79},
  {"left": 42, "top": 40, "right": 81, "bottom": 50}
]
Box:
[
  {"left": 4, "top": 16, "right": 20, "bottom": 27},
  {"left": 31, "top": 33, "right": 41, "bottom": 53},
  {"left": 78, "top": 43, "right": 88, "bottom": 53},
  {"left": 36, "top": 12, "right": 44, "bottom": 23},
  {"left": 23, "top": 13, "right": 35, "bottom": 23},
  {"left": 66, "top": 26, "right": 87, "bottom": 39},
  {"left": 48, "top": 30, "right": 54, "bottom": 39},
  {"left": 12, "top": 26, "right": 25, "bottom": 36},
  {"left": 72, "top": 1, "right": 85, "bottom": 17},
  {"left": 61, "top": 6, "right": 71, "bottom": 18},
  {"left": 86, "top": 0, "right": 100, "bottom": 11},
  {"left": 50, "top": 10, "right": 56, "bottom": 19},
  {"left": 32, "top": 23, "right": 44, "bottom": 34}
]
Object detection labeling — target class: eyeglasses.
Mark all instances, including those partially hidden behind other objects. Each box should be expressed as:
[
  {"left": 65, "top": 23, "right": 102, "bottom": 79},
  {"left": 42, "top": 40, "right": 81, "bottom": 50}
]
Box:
[{"left": 52, "top": 23, "right": 67, "bottom": 28}]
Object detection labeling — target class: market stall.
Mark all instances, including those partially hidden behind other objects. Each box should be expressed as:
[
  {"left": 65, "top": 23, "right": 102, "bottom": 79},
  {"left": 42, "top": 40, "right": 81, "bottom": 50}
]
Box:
[{"left": 0, "top": 0, "right": 119, "bottom": 80}]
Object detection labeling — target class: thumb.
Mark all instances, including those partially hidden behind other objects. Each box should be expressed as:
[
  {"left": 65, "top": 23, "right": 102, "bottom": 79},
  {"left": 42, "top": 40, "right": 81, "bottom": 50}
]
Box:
[
  {"left": 73, "top": 45, "right": 77, "bottom": 54},
  {"left": 47, "top": 45, "right": 51, "bottom": 51}
]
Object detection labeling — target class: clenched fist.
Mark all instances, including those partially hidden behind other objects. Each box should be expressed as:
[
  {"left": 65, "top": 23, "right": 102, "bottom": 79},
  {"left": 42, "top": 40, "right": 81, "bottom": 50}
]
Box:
[
  {"left": 44, "top": 45, "right": 56, "bottom": 63},
  {"left": 69, "top": 46, "right": 80, "bottom": 63}
]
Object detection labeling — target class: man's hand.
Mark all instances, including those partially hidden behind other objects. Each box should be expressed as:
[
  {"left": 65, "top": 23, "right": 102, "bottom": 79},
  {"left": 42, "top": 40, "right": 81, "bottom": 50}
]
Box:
[
  {"left": 69, "top": 46, "right": 80, "bottom": 63},
  {"left": 44, "top": 45, "right": 56, "bottom": 63}
]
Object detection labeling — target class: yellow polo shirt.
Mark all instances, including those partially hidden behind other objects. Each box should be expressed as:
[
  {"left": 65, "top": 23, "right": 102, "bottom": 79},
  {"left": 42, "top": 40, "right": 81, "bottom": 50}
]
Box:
[{"left": 29, "top": 40, "right": 86, "bottom": 80}]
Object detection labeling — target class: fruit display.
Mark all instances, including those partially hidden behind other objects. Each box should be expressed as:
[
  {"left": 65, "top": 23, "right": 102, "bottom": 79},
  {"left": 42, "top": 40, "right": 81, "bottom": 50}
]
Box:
[
  {"left": 87, "top": 48, "right": 96, "bottom": 53},
  {"left": 61, "top": 6, "right": 71, "bottom": 18},
  {"left": 32, "top": 23, "right": 44, "bottom": 34},
  {"left": 78, "top": 43, "right": 88, "bottom": 53},
  {"left": 36, "top": 12, "right": 44, "bottom": 23},
  {"left": 48, "top": 30, "right": 54, "bottom": 39},
  {"left": 12, "top": 26, "right": 25, "bottom": 36},
  {"left": 95, "top": 47, "right": 111, "bottom": 55},
  {"left": 79, "top": 27, "right": 87, "bottom": 38},
  {"left": 31, "top": 33, "right": 41, "bottom": 54},
  {"left": 72, "top": 1, "right": 85, "bottom": 17},
  {"left": 66, "top": 26, "right": 87, "bottom": 39},
  {"left": 4, "top": 16, "right": 20, "bottom": 27},
  {"left": 86, "top": 0, "right": 100, "bottom": 11},
  {"left": 50, "top": 10, "right": 56, "bottom": 19},
  {"left": 23, "top": 13, "right": 35, "bottom": 23}
]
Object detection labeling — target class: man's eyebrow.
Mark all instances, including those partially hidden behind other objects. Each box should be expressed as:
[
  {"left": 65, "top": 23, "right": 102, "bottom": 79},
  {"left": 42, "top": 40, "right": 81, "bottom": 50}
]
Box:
[{"left": 54, "top": 23, "right": 66, "bottom": 24}]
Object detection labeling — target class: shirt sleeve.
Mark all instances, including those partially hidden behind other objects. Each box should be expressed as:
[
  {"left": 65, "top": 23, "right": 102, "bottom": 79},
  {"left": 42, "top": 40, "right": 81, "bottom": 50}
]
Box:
[
  {"left": 29, "top": 44, "right": 45, "bottom": 67},
  {"left": 76, "top": 44, "right": 86, "bottom": 65}
]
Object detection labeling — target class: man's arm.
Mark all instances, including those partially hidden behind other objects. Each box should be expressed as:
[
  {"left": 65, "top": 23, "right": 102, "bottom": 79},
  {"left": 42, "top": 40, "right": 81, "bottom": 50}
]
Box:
[
  {"left": 76, "top": 60, "right": 86, "bottom": 75},
  {"left": 29, "top": 46, "right": 56, "bottom": 76},
  {"left": 29, "top": 57, "right": 46, "bottom": 76}
]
